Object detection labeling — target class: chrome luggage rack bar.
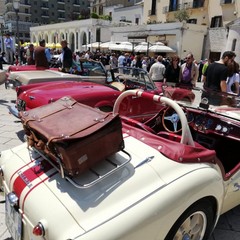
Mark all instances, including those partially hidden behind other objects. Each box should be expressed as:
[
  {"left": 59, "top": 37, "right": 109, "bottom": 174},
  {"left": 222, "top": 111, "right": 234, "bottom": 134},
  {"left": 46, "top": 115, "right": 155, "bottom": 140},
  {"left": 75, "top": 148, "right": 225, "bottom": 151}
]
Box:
[{"left": 32, "top": 147, "right": 131, "bottom": 189}]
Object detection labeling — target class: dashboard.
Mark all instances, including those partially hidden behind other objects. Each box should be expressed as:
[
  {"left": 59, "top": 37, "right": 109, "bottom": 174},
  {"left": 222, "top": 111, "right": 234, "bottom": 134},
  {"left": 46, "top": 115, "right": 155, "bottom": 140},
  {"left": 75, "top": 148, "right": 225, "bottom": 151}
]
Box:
[{"left": 186, "top": 109, "right": 240, "bottom": 140}]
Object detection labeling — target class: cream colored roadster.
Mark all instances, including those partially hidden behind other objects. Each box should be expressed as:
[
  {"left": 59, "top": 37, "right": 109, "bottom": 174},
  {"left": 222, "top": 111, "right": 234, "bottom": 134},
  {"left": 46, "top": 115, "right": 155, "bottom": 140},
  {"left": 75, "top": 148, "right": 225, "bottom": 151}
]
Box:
[{"left": 0, "top": 88, "right": 240, "bottom": 240}]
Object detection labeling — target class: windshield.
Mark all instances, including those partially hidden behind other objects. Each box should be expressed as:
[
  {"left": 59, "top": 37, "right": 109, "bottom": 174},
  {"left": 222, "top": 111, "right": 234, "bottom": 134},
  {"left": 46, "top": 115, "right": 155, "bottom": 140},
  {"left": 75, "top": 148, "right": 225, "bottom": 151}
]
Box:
[
  {"left": 112, "top": 67, "right": 157, "bottom": 91},
  {"left": 163, "top": 85, "right": 240, "bottom": 121}
]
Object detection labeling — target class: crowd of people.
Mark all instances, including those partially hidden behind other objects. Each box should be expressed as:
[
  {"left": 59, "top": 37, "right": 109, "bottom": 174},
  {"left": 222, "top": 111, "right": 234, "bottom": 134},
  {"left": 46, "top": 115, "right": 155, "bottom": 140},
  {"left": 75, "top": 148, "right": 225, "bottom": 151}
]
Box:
[{"left": 0, "top": 33, "right": 239, "bottom": 96}]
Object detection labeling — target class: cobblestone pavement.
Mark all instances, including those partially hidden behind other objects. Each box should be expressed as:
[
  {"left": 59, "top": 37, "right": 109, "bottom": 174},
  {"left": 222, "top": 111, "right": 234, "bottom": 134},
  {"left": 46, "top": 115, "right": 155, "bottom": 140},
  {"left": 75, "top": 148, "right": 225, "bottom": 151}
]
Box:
[{"left": 0, "top": 66, "right": 240, "bottom": 239}]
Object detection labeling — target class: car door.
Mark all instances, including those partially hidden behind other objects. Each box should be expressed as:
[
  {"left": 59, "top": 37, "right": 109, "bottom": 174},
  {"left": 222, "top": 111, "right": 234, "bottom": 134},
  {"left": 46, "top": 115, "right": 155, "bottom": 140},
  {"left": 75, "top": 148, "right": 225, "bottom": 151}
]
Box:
[{"left": 222, "top": 168, "right": 240, "bottom": 213}]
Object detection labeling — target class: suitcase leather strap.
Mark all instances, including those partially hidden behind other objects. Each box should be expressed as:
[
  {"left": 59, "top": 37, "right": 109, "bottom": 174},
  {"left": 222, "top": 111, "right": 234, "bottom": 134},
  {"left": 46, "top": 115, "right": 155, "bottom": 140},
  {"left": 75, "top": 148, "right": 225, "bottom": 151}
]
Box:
[{"left": 21, "top": 97, "right": 76, "bottom": 125}]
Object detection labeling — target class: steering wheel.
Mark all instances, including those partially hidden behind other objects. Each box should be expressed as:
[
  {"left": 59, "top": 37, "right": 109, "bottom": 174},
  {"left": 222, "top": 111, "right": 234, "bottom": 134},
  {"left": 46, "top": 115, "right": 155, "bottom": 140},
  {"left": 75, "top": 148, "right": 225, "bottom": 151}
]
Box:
[
  {"left": 113, "top": 90, "right": 195, "bottom": 146},
  {"left": 162, "top": 107, "right": 182, "bottom": 133},
  {"left": 115, "top": 74, "right": 125, "bottom": 82}
]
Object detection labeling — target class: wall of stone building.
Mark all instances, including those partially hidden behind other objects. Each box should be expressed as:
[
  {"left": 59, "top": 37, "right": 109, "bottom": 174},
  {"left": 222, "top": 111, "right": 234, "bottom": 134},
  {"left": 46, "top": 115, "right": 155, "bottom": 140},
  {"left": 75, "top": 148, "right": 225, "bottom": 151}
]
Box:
[
  {"left": 208, "top": 28, "right": 227, "bottom": 52},
  {"left": 226, "top": 25, "right": 240, "bottom": 63}
]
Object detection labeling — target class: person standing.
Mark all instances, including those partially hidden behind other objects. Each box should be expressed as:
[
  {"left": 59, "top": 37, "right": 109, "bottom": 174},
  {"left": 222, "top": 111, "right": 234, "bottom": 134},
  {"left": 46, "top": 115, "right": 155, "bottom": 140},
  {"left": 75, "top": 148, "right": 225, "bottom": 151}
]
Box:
[
  {"left": 4, "top": 33, "right": 14, "bottom": 65},
  {"left": 118, "top": 52, "right": 125, "bottom": 73},
  {"left": 226, "top": 60, "right": 239, "bottom": 95},
  {"left": 165, "top": 55, "right": 180, "bottom": 84},
  {"left": 26, "top": 44, "right": 35, "bottom": 65},
  {"left": 60, "top": 40, "right": 73, "bottom": 71},
  {"left": 34, "top": 39, "right": 50, "bottom": 68},
  {"left": 179, "top": 53, "right": 199, "bottom": 87},
  {"left": 202, "top": 51, "right": 236, "bottom": 92},
  {"left": 109, "top": 53, "right": 118, "bottom": 69},
  {"left": 149, "top": 55, "right": 166, "bottom": 82}
]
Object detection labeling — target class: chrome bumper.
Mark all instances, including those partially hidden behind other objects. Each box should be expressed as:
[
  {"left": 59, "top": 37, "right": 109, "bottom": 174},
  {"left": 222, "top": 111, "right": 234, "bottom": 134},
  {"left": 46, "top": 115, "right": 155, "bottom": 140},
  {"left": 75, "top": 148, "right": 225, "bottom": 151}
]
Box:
[{"left": 8, "top": 106, "right": 20, "bottom": 118}]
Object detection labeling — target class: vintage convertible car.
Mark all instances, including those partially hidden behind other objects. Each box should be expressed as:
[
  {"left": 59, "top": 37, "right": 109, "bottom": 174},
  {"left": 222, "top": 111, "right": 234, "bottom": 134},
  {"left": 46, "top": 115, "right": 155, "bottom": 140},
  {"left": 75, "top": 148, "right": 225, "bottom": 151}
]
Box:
[
  {"left": 5, "top": 58, "right": 107, "bottom": 89},
  {"left": 0, "top": 87, "right": 240, "bottom": 240},
  {"left": 9, "top": 67, "right": 193, "bottom": 119}
]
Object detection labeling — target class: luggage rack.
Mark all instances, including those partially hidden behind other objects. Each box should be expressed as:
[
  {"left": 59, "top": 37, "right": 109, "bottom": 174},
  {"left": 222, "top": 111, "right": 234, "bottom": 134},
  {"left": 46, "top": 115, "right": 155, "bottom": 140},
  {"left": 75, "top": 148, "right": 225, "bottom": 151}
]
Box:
[{"left": 32, "top": 147, "right": 131, "bottom": 189}]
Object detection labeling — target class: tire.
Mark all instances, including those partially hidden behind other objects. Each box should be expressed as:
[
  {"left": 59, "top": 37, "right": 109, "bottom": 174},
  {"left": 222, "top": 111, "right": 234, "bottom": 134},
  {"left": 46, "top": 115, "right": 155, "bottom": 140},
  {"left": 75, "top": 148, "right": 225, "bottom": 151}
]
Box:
[
  {"left": 98, "top": 106, "right": 113, "bottom": 112},
  {"left": 164, "top": 199, "right": 215, "bottom": 240}
]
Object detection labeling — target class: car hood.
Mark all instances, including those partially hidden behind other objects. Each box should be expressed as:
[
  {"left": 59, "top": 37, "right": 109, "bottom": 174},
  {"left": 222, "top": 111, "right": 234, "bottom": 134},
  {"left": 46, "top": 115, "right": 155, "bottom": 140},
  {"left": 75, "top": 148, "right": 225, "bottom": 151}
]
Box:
[
  {"left": 0, "top": 134, "right": 208, "bottom": 235},
  {"left": 9, "top": 70, "right": 81, "bottom": 84},
  {"left": 19, "top": 81, "right": 117, "bottom": 105}
]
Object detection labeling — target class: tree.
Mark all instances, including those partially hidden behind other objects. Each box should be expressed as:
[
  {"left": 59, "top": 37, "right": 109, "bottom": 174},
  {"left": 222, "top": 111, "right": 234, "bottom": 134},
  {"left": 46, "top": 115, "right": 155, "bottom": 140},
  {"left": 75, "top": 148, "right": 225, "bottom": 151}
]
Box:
[{"left": 174, "top": 9, "right": 190, "bottom": 22}]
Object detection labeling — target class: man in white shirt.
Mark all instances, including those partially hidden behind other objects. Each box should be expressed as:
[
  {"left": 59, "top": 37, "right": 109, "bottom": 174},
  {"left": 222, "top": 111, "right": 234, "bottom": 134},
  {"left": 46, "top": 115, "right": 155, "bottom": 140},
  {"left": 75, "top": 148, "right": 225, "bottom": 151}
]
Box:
[
  {"left": 118, "top": 52, "right": 125, "bottom": 73},
  {"left": 149, "top": 55, "right": 166, "bottom": 82},
  {"left": 4, "top": 33, "right": 14, "bottom": 64}
]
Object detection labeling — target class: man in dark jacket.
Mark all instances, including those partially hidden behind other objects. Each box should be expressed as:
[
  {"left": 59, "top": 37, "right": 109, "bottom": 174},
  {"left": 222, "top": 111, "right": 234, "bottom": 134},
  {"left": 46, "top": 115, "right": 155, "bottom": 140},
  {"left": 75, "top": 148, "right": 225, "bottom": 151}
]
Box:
[{"left": 60, "top": 40, "right": 73, "bottom": 71}]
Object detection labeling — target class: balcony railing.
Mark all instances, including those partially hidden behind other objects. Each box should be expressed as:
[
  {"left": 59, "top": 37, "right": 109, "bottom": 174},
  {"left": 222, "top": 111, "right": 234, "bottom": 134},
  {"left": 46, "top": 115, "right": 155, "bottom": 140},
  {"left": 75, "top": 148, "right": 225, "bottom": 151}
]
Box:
[{"left": 163, "top": 1, "right": 205, "bottom": 13}]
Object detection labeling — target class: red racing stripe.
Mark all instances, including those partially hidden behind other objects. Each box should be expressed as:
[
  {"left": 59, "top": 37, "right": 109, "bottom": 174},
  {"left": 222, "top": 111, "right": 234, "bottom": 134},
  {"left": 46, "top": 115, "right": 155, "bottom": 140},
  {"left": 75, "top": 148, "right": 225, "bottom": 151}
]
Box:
[
  {"left": 21, "top": 171, "right": 57, "bottom": 213},
  {"left": 13, "top": 162, "right": 53, "bottom": 198}
]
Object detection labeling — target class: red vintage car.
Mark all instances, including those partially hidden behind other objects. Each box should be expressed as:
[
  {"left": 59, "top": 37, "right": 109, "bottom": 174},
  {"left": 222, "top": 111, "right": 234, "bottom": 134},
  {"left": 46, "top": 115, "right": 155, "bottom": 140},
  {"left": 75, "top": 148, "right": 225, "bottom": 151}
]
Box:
[{"left": 9, "top": 67, "right": 194, "bottom": 121}]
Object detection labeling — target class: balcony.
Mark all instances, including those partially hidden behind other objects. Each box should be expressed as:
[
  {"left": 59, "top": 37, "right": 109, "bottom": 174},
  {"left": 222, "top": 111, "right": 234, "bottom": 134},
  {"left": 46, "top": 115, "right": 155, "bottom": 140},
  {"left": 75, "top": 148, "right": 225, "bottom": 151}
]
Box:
[
  {"left": 73, "top": 1, "right": 80, "bottom": 6},
  {"left": 20, "top": 0, "right": 30, "bottom": 6},
  {"left": 41, "top": 4, "right": 49, "bottom": 10},
  {"left": 163, "top": 1, "right": 205, "bottom": 13},
  {"left": 42, "top": 12, "right": 49, "bottom": 18}
]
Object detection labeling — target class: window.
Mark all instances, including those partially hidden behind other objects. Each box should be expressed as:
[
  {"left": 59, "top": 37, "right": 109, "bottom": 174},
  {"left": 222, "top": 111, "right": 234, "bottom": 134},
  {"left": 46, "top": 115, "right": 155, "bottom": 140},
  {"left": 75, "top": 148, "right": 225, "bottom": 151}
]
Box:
[
  {"left": 221, "top": 0, "right": 234, "bottom": 4},
  {"left": 169, "top": 0, "right": 179, "bottom": 12},
  {"left": 96, "top": 28, "right": 101, "bottom": 43},
  {"left": 150, "top": 0, "right": 157, "bottom": 15},
  {"left": 193, "top": 0, "right": 204, "bottom": 8},
  {"left": 231, "top": 39, "right": 237, "bottom": 51},
  {"left": 135, "top": 18, "right": 139, "bottom": 25},
  {"left": 99, "top": 5, "right": 103, "bottom": 15},
  {"left": 187, "top": 19, "right": 197, "bottom": 24},
  {"left": 210, "top": 16, "right": 222, "bottom": 28}
]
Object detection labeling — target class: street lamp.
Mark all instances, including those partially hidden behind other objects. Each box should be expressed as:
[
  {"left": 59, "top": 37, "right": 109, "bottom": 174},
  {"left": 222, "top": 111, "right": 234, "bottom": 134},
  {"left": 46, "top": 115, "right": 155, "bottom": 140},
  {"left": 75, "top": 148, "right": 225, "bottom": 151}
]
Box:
[{"left": 13, "top": 0, "right": 20, "bottom": 65}]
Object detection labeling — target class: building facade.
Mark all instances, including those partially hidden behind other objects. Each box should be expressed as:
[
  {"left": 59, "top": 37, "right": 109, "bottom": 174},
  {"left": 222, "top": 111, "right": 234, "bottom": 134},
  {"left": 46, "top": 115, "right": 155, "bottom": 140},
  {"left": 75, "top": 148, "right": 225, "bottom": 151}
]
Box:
[
  {"left": 4, "top": 0, "right": 240, "bottom": 62},
  {"left": 2, "top": 0, "right": 90, "bottom": 44}
]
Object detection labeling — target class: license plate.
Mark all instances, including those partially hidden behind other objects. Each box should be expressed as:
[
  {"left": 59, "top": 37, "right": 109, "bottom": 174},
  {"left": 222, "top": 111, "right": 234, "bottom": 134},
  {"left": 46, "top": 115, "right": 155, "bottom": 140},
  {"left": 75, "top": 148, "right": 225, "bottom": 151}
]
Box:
[{"left": 5, "top": 194, "right": 22, "bottom": 240}]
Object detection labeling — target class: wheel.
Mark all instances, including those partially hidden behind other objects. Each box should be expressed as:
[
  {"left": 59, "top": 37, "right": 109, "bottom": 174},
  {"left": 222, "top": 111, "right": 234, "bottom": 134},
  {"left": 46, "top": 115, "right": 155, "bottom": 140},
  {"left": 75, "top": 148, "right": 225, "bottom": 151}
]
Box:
[
  {"left": 98, "top": 106, "right": 113, "bottom": 112},
  {"left": 164, "top": 199, "right": 215, "bottom": 240}
]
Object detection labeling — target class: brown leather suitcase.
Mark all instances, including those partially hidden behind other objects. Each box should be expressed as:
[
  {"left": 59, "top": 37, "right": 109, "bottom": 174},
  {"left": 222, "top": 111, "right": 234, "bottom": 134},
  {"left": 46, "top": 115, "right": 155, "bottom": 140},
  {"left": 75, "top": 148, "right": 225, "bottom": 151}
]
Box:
[{"left": 20, "top": 96, "right": 124, "bottom": 176}]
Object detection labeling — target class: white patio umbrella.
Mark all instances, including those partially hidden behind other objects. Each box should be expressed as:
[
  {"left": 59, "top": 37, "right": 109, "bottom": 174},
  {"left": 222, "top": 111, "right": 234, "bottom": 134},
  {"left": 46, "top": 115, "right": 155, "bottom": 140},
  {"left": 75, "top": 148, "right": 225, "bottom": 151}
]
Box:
[
  {"left": 149, "top": 42, "right": 175, "bottom": 53},
  {"left": 109, "top": 41, "right": 133, "bottom": 52},
  {"left": 100, "top": 41, "right": 113, "bottom": 49},
  {"left": 87, "top": 42, "right": 101, "bottom": 48},
  {"left": 134, "top": 42, "right": 149, "bottom": 53}
]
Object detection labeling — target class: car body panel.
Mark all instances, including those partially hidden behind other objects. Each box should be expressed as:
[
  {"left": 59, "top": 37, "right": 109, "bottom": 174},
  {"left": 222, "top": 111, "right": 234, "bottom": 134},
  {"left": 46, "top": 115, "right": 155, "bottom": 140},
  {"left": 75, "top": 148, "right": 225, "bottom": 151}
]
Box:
[{"left": 0, "top": 132, "right": 224, "bottom": 240}]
